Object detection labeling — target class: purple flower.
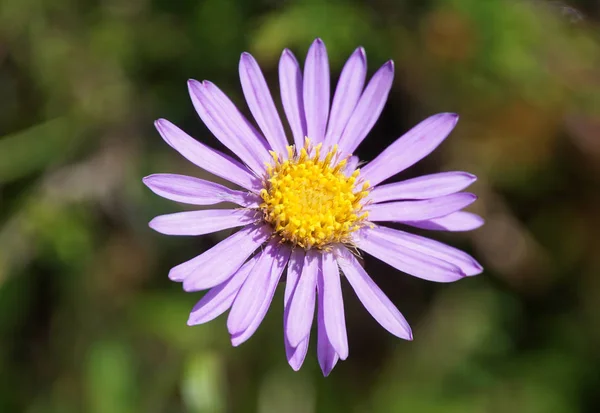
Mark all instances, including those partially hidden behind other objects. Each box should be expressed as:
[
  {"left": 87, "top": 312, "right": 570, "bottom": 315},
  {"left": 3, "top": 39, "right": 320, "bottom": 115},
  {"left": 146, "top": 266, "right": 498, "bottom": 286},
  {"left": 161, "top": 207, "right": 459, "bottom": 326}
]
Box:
[{"left": 145, "top": 38, "right": 483, "bottom": 376}]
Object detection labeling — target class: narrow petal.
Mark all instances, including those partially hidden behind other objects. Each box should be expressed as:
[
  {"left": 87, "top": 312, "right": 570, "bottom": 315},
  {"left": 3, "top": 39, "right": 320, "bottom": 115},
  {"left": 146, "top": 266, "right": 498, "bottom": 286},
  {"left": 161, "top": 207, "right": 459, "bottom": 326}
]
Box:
[
  {"left": 403, "top": 211, "right": 484, "bottom": 232},
  {"left": 285, "top": 337, "right": 310, "bottom": 371},
  {"left": 279, "top": 49, "right": 307, "bottom": 149},
  {"left": 202, "top": 81, "right": 273, "bottom": 161},
  {"left": 317, "top": 278, "right": 339, "bottom": 376},
  {"left": 227, "top": 242, "right": 277, "bottom": 336},
  {"left": 284, "top": 249, "right": 310, "bottom": 371},
  {"left": 361, "top": 113, "right": 459, "bottom": 186},
  {"left": 286, "top": 250, "right": 318, "bottom": 347},
  {"left": 335, "top": 246, "right": 412, "bottom": 340},
  {"left": 228, "top": 242, "right": 291, "bottom": 346},
  {"left": 187, "top": 255, "right": 258, "bottom": 325},
  {"left": 149, "top": 209, "right": 259, "bottom": 236},
  {"left": 155, "top": 119, "right": 261, "bottom": 192},
  {"left": 303, "top": 38, "right": 330, "bottom": 143},
  {"left": 355, "top": 228, "right": 465, "bottom": 282},
  {"left": 337, "top": 61, "right": 394, "bottom": 156},
  {"left": 320, "top": 252, "right": 348, "bottom": 360},
  {"left": 344, "top": 156, "right": 360, "bottom": 176},
  {"left": 367, "top": 193, "right": 477, "bottom": 222},
  {"left": 323, "top": 47, "right": 366, "bottom": 148},
  {"left": 240, "top": 52, "right": 289, "bottom": 155},
  {"left": 170, "top": 223, "right": 268, "bottom": 287},
  {"left": 369, "top": 172, "right": 477, "bottom": 203},
  {"left": 284, "top": 249, "right": 305, "bottom": 304},
  {"left": 143, "top": 174, "right": 260, "bottom": 207},
  {"left": 368, "top": 225, "right": 483, "bottom": 276},
  {"left": 188, "top": 79, "right": 271, "bottom": 174}
]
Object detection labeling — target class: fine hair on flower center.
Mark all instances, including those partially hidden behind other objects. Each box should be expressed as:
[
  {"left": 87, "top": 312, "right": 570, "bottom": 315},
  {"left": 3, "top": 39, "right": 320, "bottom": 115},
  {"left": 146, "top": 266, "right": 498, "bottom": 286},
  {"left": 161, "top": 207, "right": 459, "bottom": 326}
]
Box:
[{"left": 260, "top": 139, "right": 370, "bottom": 249}]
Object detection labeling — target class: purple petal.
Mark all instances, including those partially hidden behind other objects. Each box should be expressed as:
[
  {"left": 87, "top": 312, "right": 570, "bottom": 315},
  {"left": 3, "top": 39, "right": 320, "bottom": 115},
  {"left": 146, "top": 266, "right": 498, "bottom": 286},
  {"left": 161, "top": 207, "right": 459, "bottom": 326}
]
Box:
[
  {"left": 187, "top": 255, "right": 258, "bottom": 325},
  {"left": 285, "top": 337, "right": 310, "bottom": 371},
  {"left": 367, "top": 225, "right": 483, "bottom": 276},
  {"left": 355, "top": 227, "right": 465, "bottom": 282},
  {"left": 369, "top": 172, "right": 477, "bottom": 203},
  {"left": 283, "top": 249, "right": 310, "bottom": 371},
  {"left": 323, "top": 47, "right": 366, "bottom": 148},
  {"left": 335, "top": 246, "right": 412, "bottom": 340},
  {"left": 344, "top": 156, "right": 360, "bottom": 176},
  {"left": 320, "top": 252, "right": 348, "bottom": 360},
  {"left": 284, "top": 249, "right": 305, "bottom": 304},
  {"left": 155, "top": 119, "right": 261, "bottom": 192},
  {"left": 240, "top": 52, "right": 289, "bottom": 155},
  {"left": 303, "top": 38, "right": 330, "bottom": 143},
  {"left": 170, "top": 223, "right": 269, "bottom": 287},
  {"left": 367, "top": 193, "right": 477, "bottom": 222},
  {"left": 228, "top": 241, "right": 291, "bottom": 346},
  {"left": 201, "top": 81, "right": 272, "bottom": 158},
  {"left": 188, "top": 79, "right": 271, "bottom": 174},
  {"left": 337, "top": 61, "right": 394, "bottom": 156},
  {"left": 149, "top": 209, "right": 259, "bottom": 236},
  {"left": 317, "top": 278, "right": 339, "bottom": 376},
  {"left": 361, "top": 113, "right": 459, "bottom": 186},
  {"left": 143, "top": 174, "right": 260, "bottom": 207},
  {"left": 279, "top": 49, "right": 307, "bottom": 149},
  {"left": 403, "top": 211, "right": 484, "bottom": 232},
  {"left": 286, "top": 250, "right": 318, "bottom": 347}
]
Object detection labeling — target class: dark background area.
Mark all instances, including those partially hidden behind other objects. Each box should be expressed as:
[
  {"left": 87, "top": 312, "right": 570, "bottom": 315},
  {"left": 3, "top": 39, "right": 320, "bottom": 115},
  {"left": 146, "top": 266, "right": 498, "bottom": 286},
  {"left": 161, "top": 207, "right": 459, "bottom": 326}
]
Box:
[{"left": 1, "top": 0, "right": 599, "bottom": 412}]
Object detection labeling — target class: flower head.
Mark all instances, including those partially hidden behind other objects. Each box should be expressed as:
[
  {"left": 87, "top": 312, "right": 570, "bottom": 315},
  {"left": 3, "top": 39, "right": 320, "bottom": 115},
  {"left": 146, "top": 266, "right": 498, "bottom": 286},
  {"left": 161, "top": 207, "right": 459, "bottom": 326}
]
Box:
[
  {"left": 145, "top": 38, "right": 483, "bottom": 376},
  {"left": 260, "top": 140, "right": 370, "bottom": 249}
]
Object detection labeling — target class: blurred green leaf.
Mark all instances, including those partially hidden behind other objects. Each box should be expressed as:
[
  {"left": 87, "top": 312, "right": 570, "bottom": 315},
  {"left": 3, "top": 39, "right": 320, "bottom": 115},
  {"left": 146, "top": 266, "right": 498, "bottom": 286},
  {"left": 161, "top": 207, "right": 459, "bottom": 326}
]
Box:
[
  {"left": 0, "top": 117, "right": 85, "bottom": 183},
  {"left": 182, "top": 351, "right": 226, "bottom": 413},
  {"left": 85, "top": 340, "right": 137, "bottom": 413}
]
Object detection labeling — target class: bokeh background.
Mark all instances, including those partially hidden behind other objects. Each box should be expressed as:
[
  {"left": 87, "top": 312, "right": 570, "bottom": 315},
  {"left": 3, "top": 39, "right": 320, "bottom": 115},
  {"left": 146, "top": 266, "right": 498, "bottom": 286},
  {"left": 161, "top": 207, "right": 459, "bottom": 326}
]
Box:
[{"left": 1, "top": 0, "right": 600, "bottom": 412}]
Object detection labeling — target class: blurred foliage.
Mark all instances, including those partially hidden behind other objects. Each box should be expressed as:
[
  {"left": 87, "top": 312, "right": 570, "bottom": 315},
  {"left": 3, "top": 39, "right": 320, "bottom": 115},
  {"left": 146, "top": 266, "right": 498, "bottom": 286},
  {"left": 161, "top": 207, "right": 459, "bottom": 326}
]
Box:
[{"left": 1, "top": 0, "right": 600, "bottom": 412}]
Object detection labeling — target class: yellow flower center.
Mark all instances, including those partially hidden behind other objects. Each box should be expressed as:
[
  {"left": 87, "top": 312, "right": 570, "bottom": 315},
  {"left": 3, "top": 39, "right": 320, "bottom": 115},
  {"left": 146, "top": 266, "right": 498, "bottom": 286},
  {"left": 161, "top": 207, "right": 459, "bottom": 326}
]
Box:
[{"left": 259, "top": 139, "right": 370, "bottom": 249}]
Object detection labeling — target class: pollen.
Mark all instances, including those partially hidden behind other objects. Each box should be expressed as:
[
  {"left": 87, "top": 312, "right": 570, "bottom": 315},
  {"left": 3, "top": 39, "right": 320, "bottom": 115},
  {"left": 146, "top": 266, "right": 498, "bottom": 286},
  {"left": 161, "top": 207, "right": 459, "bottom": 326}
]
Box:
[{"left": 259, "top": 139, "right": 370, "bottom": 249}]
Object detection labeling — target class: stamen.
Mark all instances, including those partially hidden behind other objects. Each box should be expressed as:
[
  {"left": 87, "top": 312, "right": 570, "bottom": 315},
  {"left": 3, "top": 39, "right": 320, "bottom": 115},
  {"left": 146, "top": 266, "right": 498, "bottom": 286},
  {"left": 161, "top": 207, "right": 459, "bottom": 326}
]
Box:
[{"left": 260, "top": 139, "right": 370, "bottom": 249}]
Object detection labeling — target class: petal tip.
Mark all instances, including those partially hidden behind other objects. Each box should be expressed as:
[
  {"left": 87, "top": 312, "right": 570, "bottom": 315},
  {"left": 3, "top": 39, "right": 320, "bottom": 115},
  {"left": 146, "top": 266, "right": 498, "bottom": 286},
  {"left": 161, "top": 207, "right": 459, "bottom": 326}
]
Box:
[
  {"left": 187, "top": 79, "right": 204, "bottom": 98},
  {"left": 147, "top": 217, "right": 159, "bottom": 231},
  {"left": 354, "top": 46, "right": 367, "bottom": 61},
  {"left": 230, "top": 333, "right": 246, "bottom": 347},
  {"left": 310, "top": 38, "right": 327, "bottom": 52},
  {"left": 141, "top": 175, "right": 153, "bottom": 186},
  {"left": 187, "top": 78, "right": 201, "bottom": 89},
  {"left": 154, "top": 118, "right": 167, "bottom": 129},
  {"left": 321, "top": 367, "right": 334, "bottom": 377},
  {"left": 289, "top": 362, "right": 302, "bottom": 372},
  {"left": 435, "top": 112, "right": 459, "bottom": 124},
  {"left": 182, "top": 280, "right": 199, "bottom": 292},
  {"left": 168, "top": 268, "right": 184, "bottom": 282},
  {"left": 470, "top": 261, "right": 484, "bottom": 275},
  {"left": 466, "top": 172, "right": 478, "bottom": 182},
  {"left": 227, "top": 316, "right": 242, "bottom": 337},
  {"left": 240, "top": 51, "right": 254, "bottom": 63},
  {"left": 281, "top": 48, "right": 295, "bottom": 59}
]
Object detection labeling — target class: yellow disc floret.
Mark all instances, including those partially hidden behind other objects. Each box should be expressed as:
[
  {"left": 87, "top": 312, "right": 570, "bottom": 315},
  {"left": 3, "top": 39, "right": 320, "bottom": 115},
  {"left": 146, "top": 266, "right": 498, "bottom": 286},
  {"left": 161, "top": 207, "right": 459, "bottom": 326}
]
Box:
[{"left": 260, "top": 139, "right": 370, "bottom": 249}]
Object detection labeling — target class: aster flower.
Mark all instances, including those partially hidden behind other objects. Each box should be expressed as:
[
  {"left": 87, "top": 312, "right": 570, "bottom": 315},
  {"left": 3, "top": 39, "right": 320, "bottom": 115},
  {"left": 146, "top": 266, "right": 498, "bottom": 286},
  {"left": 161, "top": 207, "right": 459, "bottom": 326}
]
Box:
[{"left": 145, "top": 38, "right": 483, "bottom": 376}]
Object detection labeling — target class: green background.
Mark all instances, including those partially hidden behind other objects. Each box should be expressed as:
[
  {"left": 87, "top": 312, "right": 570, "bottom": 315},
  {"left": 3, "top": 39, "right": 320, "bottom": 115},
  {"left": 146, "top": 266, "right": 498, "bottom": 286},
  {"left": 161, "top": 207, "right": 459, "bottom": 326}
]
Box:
[{"left": 1, "top": 0, "right": 599, "bottom": 412}]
